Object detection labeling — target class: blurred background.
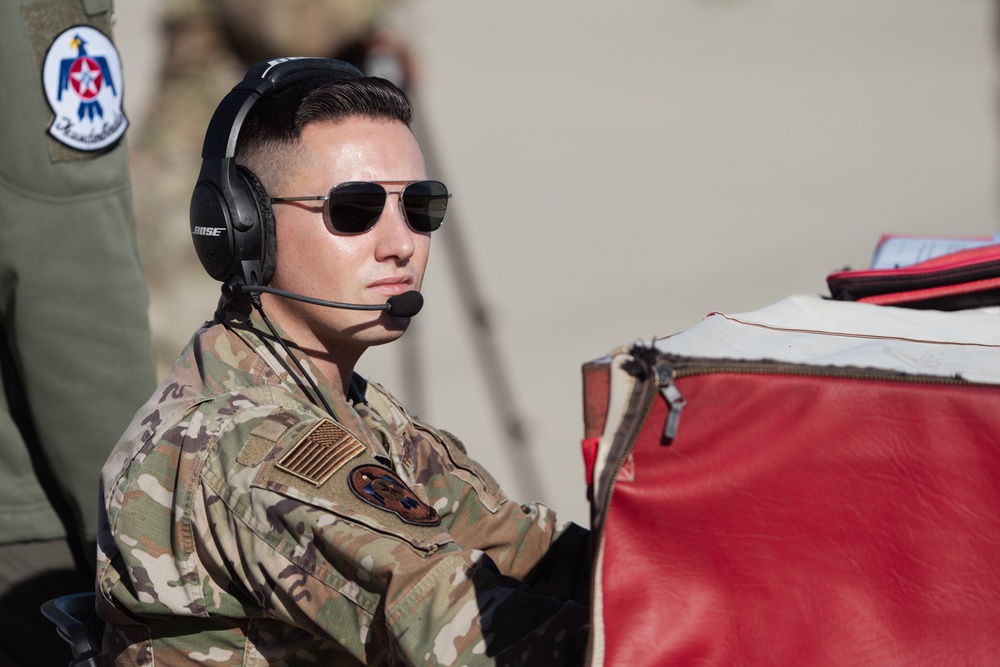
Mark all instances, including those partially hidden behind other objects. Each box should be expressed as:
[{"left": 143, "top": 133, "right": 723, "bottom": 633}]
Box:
[{"left": 113, "top": 0, "right": 997, "bottom": 526}]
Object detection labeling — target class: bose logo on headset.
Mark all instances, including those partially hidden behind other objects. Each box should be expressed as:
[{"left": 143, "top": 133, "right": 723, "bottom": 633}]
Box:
[
  {"left": 189, "top": 57, "right": 363, "bottom": 289},
  {"left": 192, "top": 226, "right": 225, "bottom": 237}
]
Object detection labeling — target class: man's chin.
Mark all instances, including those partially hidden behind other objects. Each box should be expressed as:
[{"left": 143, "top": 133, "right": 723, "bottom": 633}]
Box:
[{"left": 366, "top": 317, "right": 411, "bottom": 345}]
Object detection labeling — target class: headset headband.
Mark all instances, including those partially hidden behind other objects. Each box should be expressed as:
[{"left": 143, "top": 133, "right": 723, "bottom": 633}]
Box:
[
  {"left": 201, "top": 57, "right": 363, "bottom": 160},
  {"left": 190, "top": 57, "right": 363, "bottom": 287}
]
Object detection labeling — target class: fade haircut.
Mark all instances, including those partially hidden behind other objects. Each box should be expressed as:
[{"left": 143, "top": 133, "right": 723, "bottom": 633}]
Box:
[{"left": 235, "top": 77, "right": 413, "bottom": 191}]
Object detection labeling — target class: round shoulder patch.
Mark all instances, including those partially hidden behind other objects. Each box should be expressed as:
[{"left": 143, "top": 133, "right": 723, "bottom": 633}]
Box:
[
  {"left": 41, "top": 25, "right": 128, "bottom": 151},
  {"left": 348, "top": 465, "right": 441, "bottom": 526}
]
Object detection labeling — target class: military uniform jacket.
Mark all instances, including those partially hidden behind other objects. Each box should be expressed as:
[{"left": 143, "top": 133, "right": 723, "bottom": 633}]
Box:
[{"left": 97, "top": 303, "right": 590, "bottom": 666}]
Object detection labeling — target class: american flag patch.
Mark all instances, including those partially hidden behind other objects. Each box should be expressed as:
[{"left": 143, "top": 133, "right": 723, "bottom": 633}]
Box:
[{"left": 275, "top": 420, "right": 366, "bottom": 486}]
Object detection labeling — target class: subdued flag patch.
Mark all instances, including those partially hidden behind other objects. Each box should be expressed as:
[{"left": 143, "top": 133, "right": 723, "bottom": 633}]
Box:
[{"left": 276, "top": 420, "right": 365, "bottom": 486}]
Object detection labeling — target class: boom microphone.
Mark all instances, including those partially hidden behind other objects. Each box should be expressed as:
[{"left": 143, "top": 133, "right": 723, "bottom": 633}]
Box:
[
  {"left": 383, "top": 290, "right": 424, "bottom": 317},
  {"left": 225, "top": 283, "right": 424, "bottom": 317}
]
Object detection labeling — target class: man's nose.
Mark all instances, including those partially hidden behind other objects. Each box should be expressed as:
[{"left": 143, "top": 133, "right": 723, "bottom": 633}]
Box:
[{"left": 374, "top": 192, "right": 416, "bottom": 260}]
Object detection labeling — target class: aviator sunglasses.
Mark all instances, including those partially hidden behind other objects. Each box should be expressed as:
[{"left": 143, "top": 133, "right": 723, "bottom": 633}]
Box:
[{"left": 269, "top": 180, "right": 451, "bottom": 235}]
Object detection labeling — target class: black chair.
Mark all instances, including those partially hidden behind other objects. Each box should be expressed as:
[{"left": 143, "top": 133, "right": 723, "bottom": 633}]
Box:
[{"left": 40, "top": 592, "right": 104, "bottom": 667}]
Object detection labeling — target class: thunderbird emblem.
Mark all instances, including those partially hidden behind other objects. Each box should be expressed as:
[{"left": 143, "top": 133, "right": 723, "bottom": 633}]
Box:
[{"left": 42, "top": 26, "right": 128, "bottom": 151}]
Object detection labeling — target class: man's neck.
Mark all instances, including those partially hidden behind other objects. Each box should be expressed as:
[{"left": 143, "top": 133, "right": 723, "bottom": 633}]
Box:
[
  {"left": 307, "top": 352, "right": 359, "bottom": 399},
  {"left": 255, "top": 295, "right": 365, "bottom": 397}
]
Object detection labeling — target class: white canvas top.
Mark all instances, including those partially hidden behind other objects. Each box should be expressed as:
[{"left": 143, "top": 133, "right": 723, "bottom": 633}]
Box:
[{"left": 654, "top": 294, "right": 1000, "bottom": 385}]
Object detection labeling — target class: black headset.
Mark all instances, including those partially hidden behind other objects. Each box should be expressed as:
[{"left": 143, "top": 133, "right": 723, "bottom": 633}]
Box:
[{"left": 189, "top": 57, "right": 363, "bottom": 289}]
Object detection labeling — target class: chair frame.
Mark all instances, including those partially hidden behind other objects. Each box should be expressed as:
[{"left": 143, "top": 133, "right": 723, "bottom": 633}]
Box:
[{"left": 40, "top": 591, "right": 104, "bottom": 667}]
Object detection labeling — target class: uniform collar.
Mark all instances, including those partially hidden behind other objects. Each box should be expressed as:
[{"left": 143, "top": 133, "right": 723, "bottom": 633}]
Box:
[{"left": 219, "top": 298, "right": 397, "bottom": 462}]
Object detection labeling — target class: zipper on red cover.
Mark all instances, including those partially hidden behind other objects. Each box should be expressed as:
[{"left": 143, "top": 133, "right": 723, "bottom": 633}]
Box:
[
  {"left": 666, "top": 359, "right": 989, "bottom": 386},
  {"left": 653, "top": 359, "right": 686, "bottom": 442},
  {"left": 645, "top": 352, "right": 993, "bottom": 449}
]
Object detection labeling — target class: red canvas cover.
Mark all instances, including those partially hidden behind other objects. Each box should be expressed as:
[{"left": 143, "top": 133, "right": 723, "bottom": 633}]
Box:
[{"left": 583, "top": 296, "right": 1000, "bottom": 666}]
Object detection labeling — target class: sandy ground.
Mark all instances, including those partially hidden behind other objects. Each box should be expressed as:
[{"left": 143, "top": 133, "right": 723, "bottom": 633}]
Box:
[{"left": 114, "top": 0, "right": 998, "bottom": 526}]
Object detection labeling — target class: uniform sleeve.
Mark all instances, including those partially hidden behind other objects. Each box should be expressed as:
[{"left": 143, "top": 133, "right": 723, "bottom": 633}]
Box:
[
  {"left": 196, "top": 414, "right": 590, "bottom": 665},
  {"left": 407, "top": 423, "right": 592, "bottom": 606}
]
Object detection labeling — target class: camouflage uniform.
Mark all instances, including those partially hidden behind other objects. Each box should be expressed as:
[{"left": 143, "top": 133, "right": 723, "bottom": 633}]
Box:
[{"left": 97, "top": 301, "right": 590, "bottom": 666}]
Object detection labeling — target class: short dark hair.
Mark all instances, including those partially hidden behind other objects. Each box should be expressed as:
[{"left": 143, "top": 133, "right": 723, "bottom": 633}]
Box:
[{"left": 235, "top": 77, "right": 413, "bottom": 189}]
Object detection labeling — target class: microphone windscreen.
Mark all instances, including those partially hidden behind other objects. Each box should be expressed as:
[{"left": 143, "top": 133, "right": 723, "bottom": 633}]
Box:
[{"left": 386, "top": 291, "right": 424, "bottom": 317}]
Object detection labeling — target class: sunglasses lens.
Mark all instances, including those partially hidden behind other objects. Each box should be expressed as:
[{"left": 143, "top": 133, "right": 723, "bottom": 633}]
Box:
[
  {"left": 324, "top": 181, "right": 450, "bottom": 234},
  {"left": 326, "top": 182, "right": 387, "bottom": 234},
  {"left": 401, "top": 181, "right": 449, "bottom": 232}
]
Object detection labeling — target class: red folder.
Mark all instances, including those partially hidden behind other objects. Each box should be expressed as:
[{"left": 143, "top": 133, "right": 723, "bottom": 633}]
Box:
[{"left": 827, "top": 242, "right": 1000, "bottom": 309}]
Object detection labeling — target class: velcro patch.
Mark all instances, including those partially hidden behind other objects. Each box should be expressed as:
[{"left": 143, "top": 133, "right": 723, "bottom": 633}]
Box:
[
  {"left": 41, "top": 24, "right": 128, "bottom": 152},
  {"left": 275, "top": 420, "right": 365, "bottom": 486},
  {"left": 348, "top": 465, "right": 441, "bottom": 526}
]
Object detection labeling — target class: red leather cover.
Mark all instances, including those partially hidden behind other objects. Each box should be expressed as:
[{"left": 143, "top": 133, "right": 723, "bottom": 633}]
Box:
[{"left": 592, "top": 368, "right": 1000, "bottom": 665}]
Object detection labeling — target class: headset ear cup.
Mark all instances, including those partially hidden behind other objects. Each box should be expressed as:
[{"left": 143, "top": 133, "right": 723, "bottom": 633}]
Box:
[
  {"left": 190, "top": 178, "right": 235, "bottom": 282},
  {"left": 195, "top": 59, "right": 363, "bottom": 287},
  {"left": 236, "top": 166, "right": 277, "bottom": 285}
]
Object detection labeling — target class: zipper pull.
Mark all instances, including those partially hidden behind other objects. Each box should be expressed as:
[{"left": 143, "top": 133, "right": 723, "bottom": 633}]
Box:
[{"left": 653, "top": 360, "right": 686, "bottom": 443}]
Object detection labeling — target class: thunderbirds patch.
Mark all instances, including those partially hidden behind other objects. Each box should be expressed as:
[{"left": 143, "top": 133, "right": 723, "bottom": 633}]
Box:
[
  {"left": 41, "top": 25, "right": 128, "bottom": 151},
  {"left": 349, "top": 465, "right": 441, "bottom": 526}
]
